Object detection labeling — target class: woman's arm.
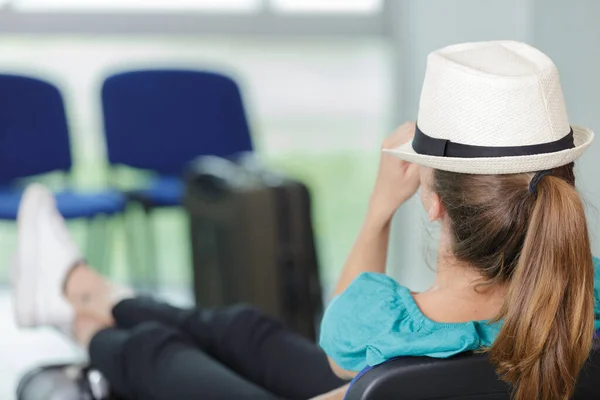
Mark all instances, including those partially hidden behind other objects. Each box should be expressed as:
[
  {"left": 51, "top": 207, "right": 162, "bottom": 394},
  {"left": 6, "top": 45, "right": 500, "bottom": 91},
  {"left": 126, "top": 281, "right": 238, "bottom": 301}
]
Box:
[
  {"left": 327, "top": 123, "right": 420, "bottom": 378},
  {"left": 332, "top": 214, "right": 391, "bottom": 297},
  {"left": 333, "top": 122, "right": 420, "bottom": 297}
]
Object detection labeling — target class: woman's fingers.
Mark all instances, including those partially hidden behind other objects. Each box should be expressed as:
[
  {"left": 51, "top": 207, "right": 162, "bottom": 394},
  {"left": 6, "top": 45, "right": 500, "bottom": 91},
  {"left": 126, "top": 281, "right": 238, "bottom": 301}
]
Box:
[
  {"left": 382, "top": 122, "right": 416, "bottom": 150},
  {"left": 404, "top": 162, "right": 421, "bottom": 190}
]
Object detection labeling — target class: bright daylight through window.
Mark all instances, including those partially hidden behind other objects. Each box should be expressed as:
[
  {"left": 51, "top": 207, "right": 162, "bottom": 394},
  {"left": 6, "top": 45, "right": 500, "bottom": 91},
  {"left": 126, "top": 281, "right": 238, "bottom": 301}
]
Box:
[
  {"left": 8, "top": 0, "right": 382, "bottom": 13},
  {"left": 10, "top": 0, "right": 263, "bottom": 12}
]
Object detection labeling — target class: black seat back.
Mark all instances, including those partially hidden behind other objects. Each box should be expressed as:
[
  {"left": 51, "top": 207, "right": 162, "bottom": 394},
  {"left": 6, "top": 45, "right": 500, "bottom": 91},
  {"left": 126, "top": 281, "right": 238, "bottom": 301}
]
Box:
[{"left": 346, "top": 341, "right": 600, "bottom": 399}]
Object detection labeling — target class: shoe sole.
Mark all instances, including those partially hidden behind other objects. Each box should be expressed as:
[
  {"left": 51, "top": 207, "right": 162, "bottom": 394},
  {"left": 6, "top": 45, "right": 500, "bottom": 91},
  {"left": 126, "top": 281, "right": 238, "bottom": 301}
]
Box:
[{"left": 12, "top": 185, "right": 51, "bottom": 328}]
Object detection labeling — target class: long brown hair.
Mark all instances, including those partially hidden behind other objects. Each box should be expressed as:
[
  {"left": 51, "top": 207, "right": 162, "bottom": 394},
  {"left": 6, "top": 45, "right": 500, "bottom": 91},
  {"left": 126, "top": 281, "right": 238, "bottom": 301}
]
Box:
[{"left": 433, "top": 163, "right": 595, "bottom": 400}]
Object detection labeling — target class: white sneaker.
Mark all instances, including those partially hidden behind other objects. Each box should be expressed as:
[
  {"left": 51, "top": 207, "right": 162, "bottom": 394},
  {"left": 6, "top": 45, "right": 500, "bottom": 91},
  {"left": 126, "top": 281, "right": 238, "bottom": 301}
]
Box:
[{"left": 12, "top": 184, "right": 83, "bottom": 331}]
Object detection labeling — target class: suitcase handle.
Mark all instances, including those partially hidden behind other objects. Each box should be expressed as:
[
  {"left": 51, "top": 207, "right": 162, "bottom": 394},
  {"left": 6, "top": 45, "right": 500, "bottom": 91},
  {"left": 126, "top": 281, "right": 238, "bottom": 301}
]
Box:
[
  {"left": 191, "top": 173, "right": 229, "bottom": 199},
  {"left": 187, "top": 154, "right": 284, "bottom": 200},
  {"left": 187, "top": 156, "right": 246, "bottom": 199}
]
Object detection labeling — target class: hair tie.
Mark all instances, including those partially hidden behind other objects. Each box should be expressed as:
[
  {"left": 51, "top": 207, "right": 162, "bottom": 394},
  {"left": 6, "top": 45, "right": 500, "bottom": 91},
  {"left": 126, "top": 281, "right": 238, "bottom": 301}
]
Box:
[{"left": 529, "top": 169, "right": 553, "bottom": 195}]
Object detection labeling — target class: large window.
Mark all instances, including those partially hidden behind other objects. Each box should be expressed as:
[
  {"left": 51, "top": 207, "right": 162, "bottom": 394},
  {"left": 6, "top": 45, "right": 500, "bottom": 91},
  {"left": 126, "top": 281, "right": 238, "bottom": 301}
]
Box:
[
  {"left": 7, "top": 0, "right": 383, "bottom": 13},
  {"left": 0, "top": 0, "right": 386, "bottom": 35},
  {"left": 271, "top": 0, "right": 382, "bottom": 14},
  {"left": 12, "top": 0, "right": 262, "bottom": 12}
]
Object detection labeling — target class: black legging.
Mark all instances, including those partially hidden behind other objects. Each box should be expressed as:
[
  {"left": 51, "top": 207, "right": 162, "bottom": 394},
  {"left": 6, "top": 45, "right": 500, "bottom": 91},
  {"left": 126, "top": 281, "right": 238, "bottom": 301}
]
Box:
[{"left": 89, "top": 297, "right": 346, "bottom": 400}]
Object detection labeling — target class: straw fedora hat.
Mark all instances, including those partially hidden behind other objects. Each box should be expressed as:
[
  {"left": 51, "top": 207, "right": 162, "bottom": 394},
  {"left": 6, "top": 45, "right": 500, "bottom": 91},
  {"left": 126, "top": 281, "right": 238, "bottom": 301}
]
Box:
[{"left": 385, "top": 41, "right": 594, "bottom": 174}]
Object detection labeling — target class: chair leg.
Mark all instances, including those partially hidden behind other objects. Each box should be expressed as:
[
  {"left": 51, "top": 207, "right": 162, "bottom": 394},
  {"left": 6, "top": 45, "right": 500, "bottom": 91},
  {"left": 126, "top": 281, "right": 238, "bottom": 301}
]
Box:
[
  {"left": 0, "top": 220, "right": 16, "bottom": 282},
  {"left": 121, "top": 207, "right": 140, "bottom": 286},
  {"left": 122, "top": 203, "right": 160, "bottom": 291},
  {"left": 141, "top": 204, "right": 160, "bottom": 291},
  {"left": 85, "top": 215, "right": 110, "bottom": 276},
  {"left": 85, "top": 217, "right": 97, "bottom": 269},
  {"left": 97, "top": 215, "right": 111, "bottom": 275}
]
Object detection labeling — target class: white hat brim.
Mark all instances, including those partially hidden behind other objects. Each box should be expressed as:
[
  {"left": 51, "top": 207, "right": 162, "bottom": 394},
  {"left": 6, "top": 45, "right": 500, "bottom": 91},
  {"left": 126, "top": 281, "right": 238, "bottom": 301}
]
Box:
[{"left": 384, "top": 125, "right": 594, "bottom": 174}]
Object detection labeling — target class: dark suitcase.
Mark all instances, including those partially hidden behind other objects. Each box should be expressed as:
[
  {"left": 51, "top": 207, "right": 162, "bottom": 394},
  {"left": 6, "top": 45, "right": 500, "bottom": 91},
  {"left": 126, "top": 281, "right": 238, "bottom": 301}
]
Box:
[
  {"left": 17, "top": 364, "right": 115, "bottom": 400},
  {"left": 184, "top": 155, "right": 323, "bottom": 341}
]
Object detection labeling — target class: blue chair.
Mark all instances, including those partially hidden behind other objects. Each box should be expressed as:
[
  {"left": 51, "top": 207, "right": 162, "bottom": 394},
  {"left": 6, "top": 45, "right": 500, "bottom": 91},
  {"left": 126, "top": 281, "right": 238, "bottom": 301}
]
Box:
[
  {"left": 100, "top": 69, "right": 254, "bottom": 286},
  {"left": 0, "top": 74, "right": 127, "bottom": 268},
  {"left": 101, "top": 69, "right": 254, "bottom": 208}
]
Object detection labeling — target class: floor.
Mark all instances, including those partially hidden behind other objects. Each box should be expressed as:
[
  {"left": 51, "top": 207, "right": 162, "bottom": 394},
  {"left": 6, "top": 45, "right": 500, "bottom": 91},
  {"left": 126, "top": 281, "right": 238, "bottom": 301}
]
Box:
[{"left": 0, "top": 288, "right": 82, "bottom": 400}]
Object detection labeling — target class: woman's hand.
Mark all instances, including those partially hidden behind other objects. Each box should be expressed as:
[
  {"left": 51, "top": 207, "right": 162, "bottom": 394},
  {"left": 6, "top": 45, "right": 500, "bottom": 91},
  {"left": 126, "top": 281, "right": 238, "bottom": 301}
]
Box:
[{"left": 367, "top": 122, "right": 420, "bottom": 226}]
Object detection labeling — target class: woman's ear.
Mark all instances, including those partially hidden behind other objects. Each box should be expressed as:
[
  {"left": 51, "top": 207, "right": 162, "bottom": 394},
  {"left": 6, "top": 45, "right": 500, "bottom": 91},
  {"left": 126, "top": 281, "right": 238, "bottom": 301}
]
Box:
[{"left": 428, "top": 192, "right": 443, "bottom": 222}]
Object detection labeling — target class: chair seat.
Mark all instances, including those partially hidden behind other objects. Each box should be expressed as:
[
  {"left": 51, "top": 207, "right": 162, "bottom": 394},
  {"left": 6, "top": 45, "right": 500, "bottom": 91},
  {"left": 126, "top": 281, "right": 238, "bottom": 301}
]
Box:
[
  {"left": 0, "top": 188, "right": 127, "bottom": 220},
  {"left": 128, "top": 176, "right": 184, "bottom": 208}
]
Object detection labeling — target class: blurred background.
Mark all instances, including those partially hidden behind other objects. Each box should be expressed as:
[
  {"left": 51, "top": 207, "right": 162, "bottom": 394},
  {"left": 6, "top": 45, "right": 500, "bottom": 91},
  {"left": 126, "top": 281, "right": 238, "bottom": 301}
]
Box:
[{"left": 0, "top": 0, "right": 599, "bottom": 398}]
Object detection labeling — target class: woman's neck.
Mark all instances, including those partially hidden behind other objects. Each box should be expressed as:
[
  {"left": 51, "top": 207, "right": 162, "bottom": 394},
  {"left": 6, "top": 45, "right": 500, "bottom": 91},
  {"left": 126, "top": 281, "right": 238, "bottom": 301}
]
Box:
[
  {"left": 411, "top": 225, "right": 506, "bottom": 323},
  {"left": 414, "top": 250, "right": 505, "bottom": 322},
  {"left": 427, "top": 233, "right": 506, "bottom": 298}
]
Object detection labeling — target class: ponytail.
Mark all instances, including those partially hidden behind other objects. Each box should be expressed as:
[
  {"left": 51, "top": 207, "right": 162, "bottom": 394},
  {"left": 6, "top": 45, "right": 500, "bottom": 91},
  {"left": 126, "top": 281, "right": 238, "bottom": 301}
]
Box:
[{"left": 489, "top": 175, "right": 595, "bottom": 400}]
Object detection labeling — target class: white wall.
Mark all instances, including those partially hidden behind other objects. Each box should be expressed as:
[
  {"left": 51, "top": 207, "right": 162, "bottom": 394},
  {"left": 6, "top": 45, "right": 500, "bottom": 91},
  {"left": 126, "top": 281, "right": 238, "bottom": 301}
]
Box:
[
  {"left": 386, "top": 0, "right": 600, "bottom": 290},
  {"left": 533, "top": 0, "right": 600, "bottom": 244}
]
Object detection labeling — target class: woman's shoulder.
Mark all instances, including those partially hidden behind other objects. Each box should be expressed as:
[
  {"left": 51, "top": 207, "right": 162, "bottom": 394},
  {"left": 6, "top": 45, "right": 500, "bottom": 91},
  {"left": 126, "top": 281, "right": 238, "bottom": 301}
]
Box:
[
  {"left": 343, "top": 271, "right": 409, "bottom": 291},
  {"left": 592, "top": 256, "right": 600, "bottom": 302},
  {"left": 319, "top": 273, "right": 419, "bottom": 370},
  {"left": 319, "top": 273, "right": 496, "bottom": 371},
  {"left": 320, "top": 273, "right": 416, "bottom": 334},
  {"left": 326, "top": 272, "right": 417, "bottom": 322}
]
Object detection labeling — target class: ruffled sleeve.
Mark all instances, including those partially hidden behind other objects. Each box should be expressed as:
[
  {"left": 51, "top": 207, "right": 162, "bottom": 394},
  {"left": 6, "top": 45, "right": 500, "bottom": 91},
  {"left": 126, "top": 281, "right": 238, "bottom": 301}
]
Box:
[
  {"left": 593, "top": 257, "right": 600, "bottom": 330},
  {"left": 319, "top": 273, "right": 416, "bottom": 371},
  {"left": 319, "top": 272, "right": 498, "bottom": 372}
]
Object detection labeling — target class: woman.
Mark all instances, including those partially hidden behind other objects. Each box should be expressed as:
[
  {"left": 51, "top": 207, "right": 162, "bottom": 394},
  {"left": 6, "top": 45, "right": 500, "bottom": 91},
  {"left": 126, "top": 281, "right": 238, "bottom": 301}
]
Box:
[{"left": 13, "top": 40, "right": 599, "bottom": 400}]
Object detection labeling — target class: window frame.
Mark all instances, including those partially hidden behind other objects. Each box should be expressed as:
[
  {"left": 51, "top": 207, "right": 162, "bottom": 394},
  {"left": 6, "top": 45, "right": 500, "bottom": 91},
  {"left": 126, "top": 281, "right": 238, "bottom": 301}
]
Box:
[
  {"left": 10, "top": 0, "right": 264, "bottom": 13},
  {"left": 0, "top": 0, "right": 390, "bottom": 37}
]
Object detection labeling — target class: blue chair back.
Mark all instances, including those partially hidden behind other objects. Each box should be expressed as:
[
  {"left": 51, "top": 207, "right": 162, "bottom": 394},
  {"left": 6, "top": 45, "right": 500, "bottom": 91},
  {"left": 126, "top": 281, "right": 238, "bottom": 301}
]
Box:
[
  {"left": 0, "top": 74, "right": 72, "bottom": 184},
  {"left": 101, "top": 69, "right": 254, "bottom": 176}
]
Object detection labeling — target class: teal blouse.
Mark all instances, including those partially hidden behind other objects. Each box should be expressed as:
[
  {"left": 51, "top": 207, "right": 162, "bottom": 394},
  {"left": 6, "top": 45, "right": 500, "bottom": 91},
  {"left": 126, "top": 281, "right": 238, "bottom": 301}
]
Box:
[{"left": 320, "top": 257, "right": 600, "bottom": 372}]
